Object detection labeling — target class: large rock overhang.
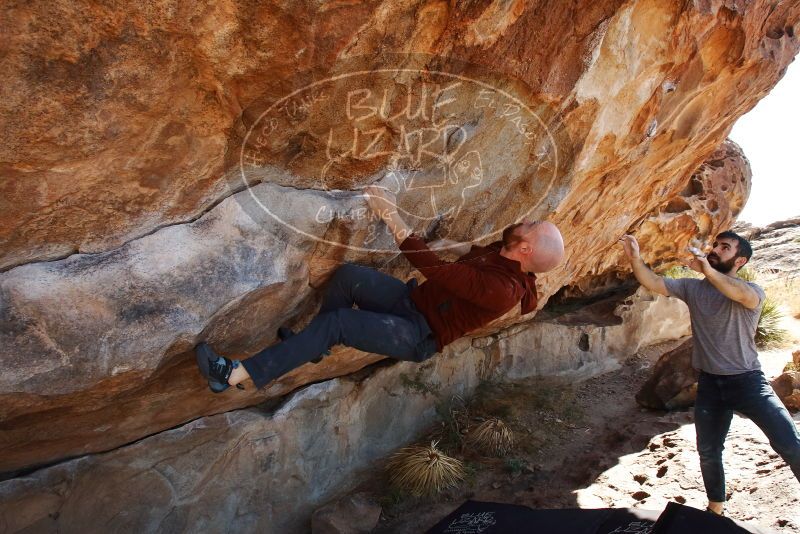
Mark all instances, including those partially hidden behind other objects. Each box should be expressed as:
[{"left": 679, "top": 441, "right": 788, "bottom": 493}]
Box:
[{"left": 1, "top": 0, "right": 798, "bottom": 474}]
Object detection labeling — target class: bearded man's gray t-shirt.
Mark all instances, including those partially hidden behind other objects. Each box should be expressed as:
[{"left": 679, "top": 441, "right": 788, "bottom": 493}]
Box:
[{"left": 663, "top": 277, "right": 766, "bottom": 375}]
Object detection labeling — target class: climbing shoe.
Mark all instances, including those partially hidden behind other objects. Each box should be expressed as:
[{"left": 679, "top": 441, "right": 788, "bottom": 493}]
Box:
[
  {"left": 195, "top": 342, "right": 244, "bottom": 393},
  {"left": 277, "top": 327, "right": 328, "bottom": 363}
]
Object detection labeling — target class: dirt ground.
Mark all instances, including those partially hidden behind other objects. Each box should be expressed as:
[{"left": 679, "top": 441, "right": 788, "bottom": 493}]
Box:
[{"left": 359, "top": 311, "right": 800, "bottom": 533}]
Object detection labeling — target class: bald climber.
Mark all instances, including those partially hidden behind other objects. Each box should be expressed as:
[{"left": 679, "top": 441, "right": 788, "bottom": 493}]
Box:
[{"left": 195, "top": 185, "right": 565, "bottom": 393}]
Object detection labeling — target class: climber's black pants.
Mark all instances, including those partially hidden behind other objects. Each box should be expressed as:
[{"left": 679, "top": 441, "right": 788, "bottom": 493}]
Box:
[{"left": 241, "top": 263, "right": 438, "bottom": 388}]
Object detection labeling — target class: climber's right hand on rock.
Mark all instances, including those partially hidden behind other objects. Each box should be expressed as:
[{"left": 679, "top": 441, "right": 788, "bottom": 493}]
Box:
[
  {"left": 364, "top": 185, "right": 397, "bottom": 222},
  {"left": 619, "top": 234, "right": 640, "bottom": 260},
  {"left": 364, "top": 185, "right": 412, "bottom": 245}
]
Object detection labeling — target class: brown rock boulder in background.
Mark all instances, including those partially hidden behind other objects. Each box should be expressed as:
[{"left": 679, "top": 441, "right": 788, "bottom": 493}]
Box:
[
  {"left": 638, "top": 346, "right": 800, "bottom": 413},
  {"left": 771, "top": 371, "right": 800, "bottom": 412},
  {"left": 636, "top": 338, "right": 698, "bottom": 410}
]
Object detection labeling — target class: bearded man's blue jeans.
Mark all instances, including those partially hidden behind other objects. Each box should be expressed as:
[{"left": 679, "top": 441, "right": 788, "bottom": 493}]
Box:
[
  {"left": 241, "top": 263, "right": 438, "bottom": 389},
  {"left": 694, "top": 370, "right": 800, "bottom": 502}
]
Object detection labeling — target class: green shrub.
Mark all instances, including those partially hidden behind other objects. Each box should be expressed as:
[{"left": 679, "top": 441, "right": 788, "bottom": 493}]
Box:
[
  {"left": 755, "top": 297, "right": 788, "bottom": 348},
  {"left": 662, "top": 265, "right": 757, "bottom": 281},
  {"left": 738, "top": 266, "right": 757, "bottom": 282},
  {"left": 434, "top": 396, "right": 468, "bottom": 452},
  {"left": 662, "top": 265, "right": 701, "bottom": 279},
  {"left": 504, "top": 458, "right": 525, "bottom": 475}
]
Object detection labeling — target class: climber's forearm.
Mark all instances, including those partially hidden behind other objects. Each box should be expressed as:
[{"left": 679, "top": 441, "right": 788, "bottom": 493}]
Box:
[
  {"left": 428, "top": 238, "right": 471, "bottom": 256},
  {"left": 629, "top": 257, "right": 669, "bottom": 297},
  {"left": 364, "top": 185, "right": 412, "bottom": 245},
  {"left": 378, "top": 209, "right": 413, "bottom": 245}
]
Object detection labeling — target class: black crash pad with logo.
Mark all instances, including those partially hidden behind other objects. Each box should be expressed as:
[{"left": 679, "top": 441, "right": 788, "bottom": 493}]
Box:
[
  {"left": 425, "top": 500, "right": 660, "bottom": 534},
  {"left": 426, "top": 500, "right": 765, "bottom": 534}
]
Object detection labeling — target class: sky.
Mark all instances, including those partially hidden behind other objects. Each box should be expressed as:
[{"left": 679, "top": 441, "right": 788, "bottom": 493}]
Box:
[{"left": 729, "top": 59, "right": 800, "bottom": 226}]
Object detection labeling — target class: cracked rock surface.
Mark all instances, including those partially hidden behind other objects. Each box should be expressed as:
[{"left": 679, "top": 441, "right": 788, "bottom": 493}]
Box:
[{"left": 0, "top": 288, "right": 688, "bottom": 533}]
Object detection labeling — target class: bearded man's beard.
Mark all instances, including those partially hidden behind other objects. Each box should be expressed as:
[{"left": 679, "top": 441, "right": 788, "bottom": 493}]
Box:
[{"left": 707, "top": 253, "right": 737, "bottom": 273}]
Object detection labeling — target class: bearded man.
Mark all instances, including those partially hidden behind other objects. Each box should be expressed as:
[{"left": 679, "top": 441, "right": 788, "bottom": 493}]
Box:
[{"left": 620, "top": 230, "right": 800, "bottom": 516}]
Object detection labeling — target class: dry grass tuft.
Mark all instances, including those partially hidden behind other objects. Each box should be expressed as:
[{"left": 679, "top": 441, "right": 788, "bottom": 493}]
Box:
[
  {"left": 762, "top": 276, "right": 800, "bottom": 321},
  {"left": 467, "top": 418, "right": 514, "bottom": 456},
  {"left": 386, "top": 441, "right": 464, "bottom": 496}
]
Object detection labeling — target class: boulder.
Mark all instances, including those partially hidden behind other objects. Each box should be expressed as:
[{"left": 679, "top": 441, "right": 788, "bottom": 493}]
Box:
[
  {"left": 491, "top": 287, "right": 691, "bottom": 381},
  {"left": 0, "top": 287, "right": 689, "bottom": 533},
  {"left": 636, "top": 338, "right": 698, "bottom": 410},
  {"left": 638, "top": 345, "right": 800, "bottom": 413},
  {"left": 2, "top": 0, "right": 798, "bottom": 476},
  {"left": 771, "top": 371, "right": 800, "bottom": 412},
  {"left": 5, "top": 0, "right": 797, "bottom": 272},
  {"left": 312, "top": 493, "right": 382, "bottom": 534},
  {"left": 0, "top": 139, "right": 748, "bottom": 475}
]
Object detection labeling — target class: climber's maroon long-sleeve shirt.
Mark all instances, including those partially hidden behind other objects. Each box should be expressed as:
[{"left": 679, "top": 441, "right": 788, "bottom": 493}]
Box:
[{"left": 398, "top": 234, "right": 537, "bottom": 351}]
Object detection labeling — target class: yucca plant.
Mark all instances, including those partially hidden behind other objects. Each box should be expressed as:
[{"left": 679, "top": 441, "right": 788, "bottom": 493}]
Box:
[
  {"left": 466, "top": 418, "right": 514, "bottom": 456},
  {"left": 756, "top": 297, "right": 788, "bottom": 348},
  {"left": 386, "top": 441, "right": 464, "bottom": 496},
  {"left": 738, "top": 266, "right": 757, "bottom": 282},
  {"left": 662, "top": 265, "right": 701, "bottom": 279}
]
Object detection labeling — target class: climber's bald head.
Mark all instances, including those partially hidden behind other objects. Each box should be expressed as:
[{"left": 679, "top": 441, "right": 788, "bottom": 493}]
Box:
[{"left": 501, "top": 220, "right": 565, "bottom": 273}]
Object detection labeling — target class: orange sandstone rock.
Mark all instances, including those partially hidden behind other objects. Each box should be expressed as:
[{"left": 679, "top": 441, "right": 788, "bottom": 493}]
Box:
[{"left": 1, "top": 0, "right": 798, "bottom": 475}]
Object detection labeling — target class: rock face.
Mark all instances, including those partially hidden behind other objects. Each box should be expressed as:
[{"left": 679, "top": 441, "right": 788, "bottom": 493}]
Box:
[
  {"left": 491, "top": 287, "right": 691, "bottom": 381},
  {"left": 3, "top": 0, "right": 796, "bottom": 271},
  {"left": 0, "top": 103, "right": 753, "bottom": 478},
  {"left": 560, "top": 139, "right": 752, "bottom": 300},
  {"left": 0, "top": 289, "right": 687, "bottom": 533},
  {"left": 1, "top": 0, "right": 798, "bottom": 479},
  {"left": 735, "top": 217, "right": 800, "bottom": 281}
]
